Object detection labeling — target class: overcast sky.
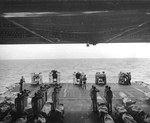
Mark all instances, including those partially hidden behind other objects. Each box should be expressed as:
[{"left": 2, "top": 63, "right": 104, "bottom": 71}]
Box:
[{"left": 0, "top": 43, "right": 150, "bottom": 60}]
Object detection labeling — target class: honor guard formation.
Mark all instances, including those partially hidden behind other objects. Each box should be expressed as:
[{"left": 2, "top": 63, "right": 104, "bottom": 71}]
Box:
[{"left": 1, "top": 70, "right": 150, "bottom": 123}]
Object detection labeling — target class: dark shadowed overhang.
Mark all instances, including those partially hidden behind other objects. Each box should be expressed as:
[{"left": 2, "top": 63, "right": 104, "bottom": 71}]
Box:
[{"left": 0, "top": 0, "right": 150, "bottom": 44}]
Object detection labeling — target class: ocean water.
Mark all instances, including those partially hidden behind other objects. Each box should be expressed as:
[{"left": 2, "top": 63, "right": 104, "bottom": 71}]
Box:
[{"left": 0, "top": 58, "right": 150, "bottom": 93}]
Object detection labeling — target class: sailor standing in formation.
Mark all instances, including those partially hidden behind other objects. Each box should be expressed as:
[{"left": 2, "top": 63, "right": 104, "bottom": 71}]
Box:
[
  {"left": 105, "top": 86, "right": 113, "bottom": 113},
  {"left": 90, "top": 85, "right": 99, "bottom": 112},
  {"left": 15, "top": 93, "right": 23, "bottom": 114},
  {"left": 104, "top": 85, "right": 108, "bottom": 99},
  {"left": 52, "top": 87, "right": 59, "bottom": 110},
  {"left": 31, "top": 93, "right": 38, "bottom": 116},
  {"left": 102, "top": 71, "right": 106, "bottom": 83},
  {"left": 82, "top": 75, "right": 87, "bottom": 89},
  {"left": 52, "top": 84, "right": 62, "bottom": 111},
  {"left": 19, "top": 76, "right": 25, "bottom": 93}
]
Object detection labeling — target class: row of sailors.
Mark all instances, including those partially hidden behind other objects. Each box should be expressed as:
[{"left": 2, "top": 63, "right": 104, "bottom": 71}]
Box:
[
  {"left": 17, "top": 76, "right": 144, "bottom": 123},
  {"left": 49, "top": 82, "right": 113, "bottom": 115},
  {"left": 19, "top": 76, "right": 111, "bottom": 114},
  {"left": 50, "top": 83, "right": 113, "bottom": 114}
]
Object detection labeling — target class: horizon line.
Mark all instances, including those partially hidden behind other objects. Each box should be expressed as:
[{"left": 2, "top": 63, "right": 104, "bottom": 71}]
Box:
[{"left": 0, "top": 57, "right": 150, "bottom": 60}]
